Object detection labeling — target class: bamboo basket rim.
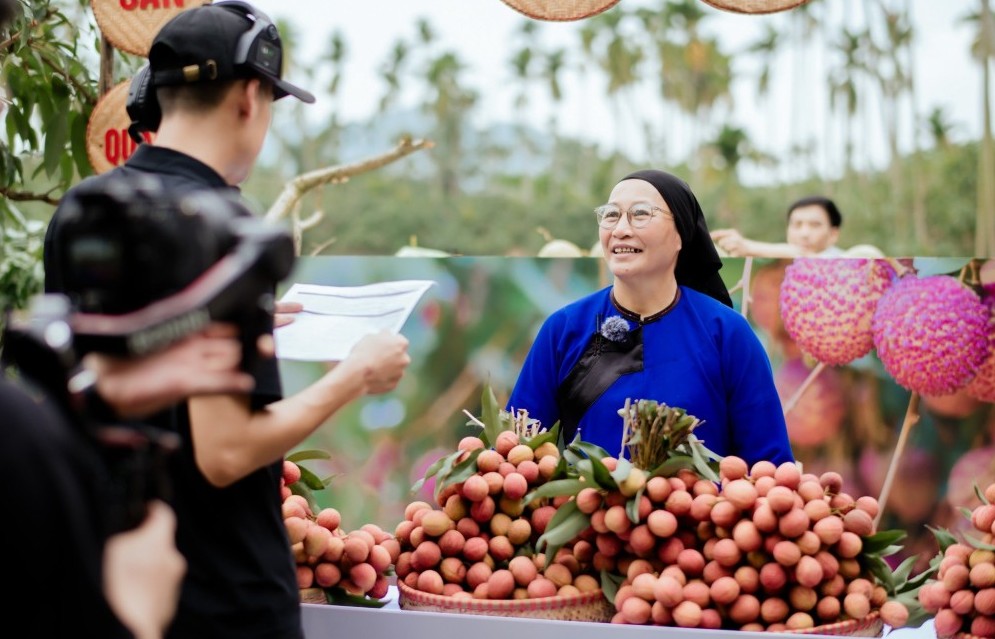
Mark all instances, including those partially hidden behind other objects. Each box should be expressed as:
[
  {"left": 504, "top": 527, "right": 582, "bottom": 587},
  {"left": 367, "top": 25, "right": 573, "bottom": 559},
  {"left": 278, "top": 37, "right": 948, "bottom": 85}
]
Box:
[
  {"left": 499, "top": 0, "right": 619, "bottom": 22},
  {"left": 397, "top": 580, "right": 612, "bottom": 617},
  {"left": 786, "top": 611, "right": 884, "bottom": 636},
  {"left": 700, "top": 0, "right": 810, "bottom": 14}
]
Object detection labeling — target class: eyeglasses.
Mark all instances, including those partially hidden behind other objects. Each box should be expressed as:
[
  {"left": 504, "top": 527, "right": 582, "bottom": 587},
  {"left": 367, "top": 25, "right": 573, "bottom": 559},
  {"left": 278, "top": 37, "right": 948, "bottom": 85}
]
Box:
[{"left": 594, "top": 204, "right": 666, "bottom": 230}]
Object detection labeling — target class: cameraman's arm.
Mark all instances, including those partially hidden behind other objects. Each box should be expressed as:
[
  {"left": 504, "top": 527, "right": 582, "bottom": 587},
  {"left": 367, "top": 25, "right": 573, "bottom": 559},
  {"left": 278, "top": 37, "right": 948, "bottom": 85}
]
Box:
[
  {"left": 87, "top": 324, "right": 256, "bottom": 419},
  {"left": 188, "top": 331, "right": 410, "bottom": 487}
]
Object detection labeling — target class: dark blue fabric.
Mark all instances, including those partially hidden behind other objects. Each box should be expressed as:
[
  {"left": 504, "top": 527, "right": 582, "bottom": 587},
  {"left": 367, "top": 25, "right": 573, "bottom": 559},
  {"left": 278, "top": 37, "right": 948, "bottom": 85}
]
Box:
[{"left": 508, "top": 286, "right": 794, "bottom": 466}]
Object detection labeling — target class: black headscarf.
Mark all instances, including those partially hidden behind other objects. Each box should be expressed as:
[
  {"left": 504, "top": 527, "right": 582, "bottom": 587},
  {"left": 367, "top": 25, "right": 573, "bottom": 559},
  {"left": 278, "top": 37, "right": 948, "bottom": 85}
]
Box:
[{"left": 618, "top": 169, "right": 733, "bottom": 308}]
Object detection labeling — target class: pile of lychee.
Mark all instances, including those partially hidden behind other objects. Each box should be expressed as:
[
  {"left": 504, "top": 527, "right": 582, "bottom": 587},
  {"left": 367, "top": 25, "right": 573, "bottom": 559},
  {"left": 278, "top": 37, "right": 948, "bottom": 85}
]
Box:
[
  {"left": 919, "top": 483, "right": 995, "bottom": 638},
  {"left": 281, "top": 459, "right": 400, "bottom": 600},
  {"left": 395, "top": 432, "right": 601, "bottom": 600},
  {"left": 587, "top": 455, "right": 910, "bottom": 630}
]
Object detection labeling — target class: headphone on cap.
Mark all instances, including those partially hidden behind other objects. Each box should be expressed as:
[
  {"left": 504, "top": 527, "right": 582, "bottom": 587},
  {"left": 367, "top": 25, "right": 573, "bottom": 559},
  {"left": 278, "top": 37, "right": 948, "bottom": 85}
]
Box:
[{"left": 125, "top": 1, "right": 281, "bottom": 144}]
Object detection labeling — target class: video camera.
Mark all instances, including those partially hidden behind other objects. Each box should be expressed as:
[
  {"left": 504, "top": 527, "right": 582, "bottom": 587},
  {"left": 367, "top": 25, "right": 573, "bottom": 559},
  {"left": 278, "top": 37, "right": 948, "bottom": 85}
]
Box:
[{"left": 2, "top": 174, "right": 295, "bottom": 531}]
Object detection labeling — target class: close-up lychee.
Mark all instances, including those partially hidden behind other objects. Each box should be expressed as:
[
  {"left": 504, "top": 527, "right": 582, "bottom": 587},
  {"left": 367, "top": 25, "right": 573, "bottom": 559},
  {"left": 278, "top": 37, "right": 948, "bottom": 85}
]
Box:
[
  {"left": 779, "top": 258, "right": 895, "bottom": 365},
  {"left": 872, "top": 274, "right": 989, "bottom": 396},
  {"left": 964, "top": 297, "right": 995, "bottom": 402}
]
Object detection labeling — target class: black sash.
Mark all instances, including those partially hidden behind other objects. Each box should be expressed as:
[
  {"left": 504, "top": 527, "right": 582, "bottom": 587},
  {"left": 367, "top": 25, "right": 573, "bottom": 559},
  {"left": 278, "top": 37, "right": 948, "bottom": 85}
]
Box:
[{"left": 555, "top": 325, "right": 644, "bottom": 446}]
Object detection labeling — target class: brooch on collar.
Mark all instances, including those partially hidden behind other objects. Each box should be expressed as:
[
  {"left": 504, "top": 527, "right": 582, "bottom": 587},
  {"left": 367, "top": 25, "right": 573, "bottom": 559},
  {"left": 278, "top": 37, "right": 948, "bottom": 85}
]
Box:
[{"left": 600, "top": 315, "right": 631, "bottom": 342}]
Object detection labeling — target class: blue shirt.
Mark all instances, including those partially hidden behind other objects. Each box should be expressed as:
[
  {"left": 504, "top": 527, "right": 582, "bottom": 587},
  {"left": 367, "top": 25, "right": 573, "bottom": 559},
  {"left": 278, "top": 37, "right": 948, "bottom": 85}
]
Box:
[{"left": 508, "top": 286, "right": 794, "bottom": 466}]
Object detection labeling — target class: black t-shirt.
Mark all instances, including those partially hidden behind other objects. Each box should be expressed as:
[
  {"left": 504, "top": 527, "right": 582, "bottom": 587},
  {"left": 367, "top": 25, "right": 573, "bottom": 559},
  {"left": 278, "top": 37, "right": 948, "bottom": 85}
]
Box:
[
  {"left": 0, "top": 380, "right": 132, "bottom": 638},
  {"left": 44, "top": 145, "right": 302, "bottom": 639}
]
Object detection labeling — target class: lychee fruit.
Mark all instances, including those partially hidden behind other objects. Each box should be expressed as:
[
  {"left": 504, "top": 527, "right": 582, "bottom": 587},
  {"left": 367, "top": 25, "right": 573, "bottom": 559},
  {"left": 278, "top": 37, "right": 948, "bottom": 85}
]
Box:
[
  {"left": 779, "top": 258, "right": 895, "bottom": 365},
  {"left": 872, "top": 275, "right": 989, "bottom": 395},
  {"left": 965, "top": 297, "right": 995, "bottom": 402}
]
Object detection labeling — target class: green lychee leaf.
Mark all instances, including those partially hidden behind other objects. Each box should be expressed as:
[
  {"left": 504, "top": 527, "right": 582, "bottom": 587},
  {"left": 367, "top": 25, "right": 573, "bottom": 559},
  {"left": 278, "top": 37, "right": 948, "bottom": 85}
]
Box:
[
  {"left": 626, "top": 486, "right": 645, "bottom": 524},
  {"left": 526, "top": 421, "right": 560, "bottom": 450},
  {"left": 410, "top": 449, "right": 460, "bottom": 495},
  {"left": 480, "top": 384, "right": 502, "bottom": 448},
  {"left": 523, "top": 478, "right": 588, "bottom": 504},
  {"left": 964, "top": 533, "right": 995, "bottom": 551},
  {"left": 976, "top": 482, "right": 989, "bottom": 505},
  {"left": 600, "top": 569, "right": 624, "bottom": 604},
  {"left": 289, "top": 482, "right": 319, "bottom": 513},
  {"left": 863, "top": 553, "right": 896, "bottom": 592},
  {"left": 926, "top": 525, "right": 959, "bottom": 553},
  {"left": 861, "top": 529, "right": 907, "bottom": 555},
  {"left": 649, "top": 455, "right": 695, "bottom": 478},
  {"left": 588, "top": 456, "right": 616, "bottom": 489},
  {"left": 688, "top": 438, "right": 720, "bottom": 483},
  {"left": 568, "top": 440, "right": 611, "bottom": 463},
  {"left": 298, "top": 465, "right": 326, "bottom": 491},
  {"left": 434, "top": 449, "right": 483, "bottom": 500},
  {"left": 287, "top": 449, "right": 332, "bottom": 463},
  {"left": 535, "top": 501, "right": 590, "bottom": 564},
  {"left": 610, "top": 457, "right": 633, "bottom": 484},
  {"left": 912, "top": 257, "right": 972, "bottom": 277}
]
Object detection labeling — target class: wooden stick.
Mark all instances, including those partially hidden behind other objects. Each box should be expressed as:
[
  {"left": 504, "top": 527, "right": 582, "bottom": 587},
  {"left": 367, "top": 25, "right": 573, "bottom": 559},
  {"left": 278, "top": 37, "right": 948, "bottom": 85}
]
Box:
[
  {"left": 873, "top": 393, "right": 921, "bottom": 530},
  {"left": 782, "top": 361, "right": 827, "bottom": 416},
  {"left": 620, "top": 398, "right": 632, "bottom": 459},
  {"left": 741, "top": 257, "right": 754, "bottom": 319}
]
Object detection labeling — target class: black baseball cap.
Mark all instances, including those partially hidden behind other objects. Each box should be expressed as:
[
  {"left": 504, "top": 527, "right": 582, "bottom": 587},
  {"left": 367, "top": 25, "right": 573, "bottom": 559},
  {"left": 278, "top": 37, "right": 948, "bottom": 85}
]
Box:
[{"left": 149, "top": 1, "right": 315, "bottom": 103}]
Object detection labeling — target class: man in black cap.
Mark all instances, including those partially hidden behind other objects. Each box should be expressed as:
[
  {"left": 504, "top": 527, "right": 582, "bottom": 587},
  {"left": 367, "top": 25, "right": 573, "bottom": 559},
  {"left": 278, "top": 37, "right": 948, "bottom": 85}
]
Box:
[{"left": 43, "top": 3, "right": 411, "bottom": 638}]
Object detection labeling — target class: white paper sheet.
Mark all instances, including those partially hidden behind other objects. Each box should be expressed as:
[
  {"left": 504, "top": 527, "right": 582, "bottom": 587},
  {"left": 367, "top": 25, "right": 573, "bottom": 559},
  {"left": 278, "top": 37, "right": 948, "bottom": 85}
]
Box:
[{"left": 275, "top": 280, "right": 434, "bottom": 361}]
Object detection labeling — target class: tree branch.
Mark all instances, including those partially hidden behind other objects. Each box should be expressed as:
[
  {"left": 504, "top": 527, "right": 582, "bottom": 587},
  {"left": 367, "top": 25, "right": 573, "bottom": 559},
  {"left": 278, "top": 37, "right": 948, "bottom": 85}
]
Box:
[
  {"left": 35, "top": 45, "right": 97, "bottom": 105},
  {"left": 264, "top": 136, "right": 434, "bottom": 223},
  {"left": 0, "top": 187, "right": 59, "bottom": 205}
]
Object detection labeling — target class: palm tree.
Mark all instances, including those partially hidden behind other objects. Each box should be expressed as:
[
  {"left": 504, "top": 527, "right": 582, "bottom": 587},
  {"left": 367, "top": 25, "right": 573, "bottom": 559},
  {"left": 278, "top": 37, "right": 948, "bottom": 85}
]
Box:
[
  {"left": 746, "top": 23, "right": 781, "bottom": 154},
  {"left": 378, "top": 39, "right": 409, "bottom": 114},
  {"left": 706, "top": 124, "right": 751, "bottom": 224},
  {"left": 585, "top": 9, "right": 645, "bottom": 151},
  {"left": 829, "top": 28, "right": 863, "bottom": 178},
  {"left": 509, "top": 20, "right": 540, "bottom": 110},
  {"left": 924, "top": 106, "right": 956, "bottom": 150},
  {"left": 423, "top": 50, "right": 478, "bottom": 199},
  {"left": 963, "top": 0, "right": 995, "bottom": 256}
]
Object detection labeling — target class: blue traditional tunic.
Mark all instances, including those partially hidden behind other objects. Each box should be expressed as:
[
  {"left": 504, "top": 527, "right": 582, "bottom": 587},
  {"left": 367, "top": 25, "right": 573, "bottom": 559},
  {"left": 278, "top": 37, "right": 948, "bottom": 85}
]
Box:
[{"left": 508, "top": 285, "right": 793, "bottom": 466}]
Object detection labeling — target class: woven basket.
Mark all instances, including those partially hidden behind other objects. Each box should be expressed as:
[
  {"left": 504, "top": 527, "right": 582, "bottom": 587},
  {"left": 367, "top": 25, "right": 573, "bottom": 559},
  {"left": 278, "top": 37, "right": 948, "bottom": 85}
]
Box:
[
  {"left": 397, "top": 581, "right": 614, "bottom": 622},
  {"left": 500, "top": 0, "right": 619, "bottom": 22},
  {"left": 91, "top": 0, "right": 211, "bottom": 56},
  {"left": 300, "top": 588, "right": 328, "bottom": 604},
  {"left": 786, "top": 612, "right": 884, "bottom": 637},
  {"left": 701, "top": 0, "right": 810, "bottom": 14}
]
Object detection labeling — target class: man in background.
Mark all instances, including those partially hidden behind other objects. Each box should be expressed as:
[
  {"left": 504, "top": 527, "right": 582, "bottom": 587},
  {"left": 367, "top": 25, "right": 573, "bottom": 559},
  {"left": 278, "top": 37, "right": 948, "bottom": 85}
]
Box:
[{"left": 711, "top": 195, "right": 848, "bottom": 258}]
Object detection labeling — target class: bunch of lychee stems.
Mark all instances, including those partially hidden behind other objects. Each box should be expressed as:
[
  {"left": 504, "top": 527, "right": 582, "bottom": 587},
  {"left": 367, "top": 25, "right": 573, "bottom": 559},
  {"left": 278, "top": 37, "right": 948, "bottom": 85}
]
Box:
[{"left": 619, "top": 399, "right": 702, "bottom": 471}]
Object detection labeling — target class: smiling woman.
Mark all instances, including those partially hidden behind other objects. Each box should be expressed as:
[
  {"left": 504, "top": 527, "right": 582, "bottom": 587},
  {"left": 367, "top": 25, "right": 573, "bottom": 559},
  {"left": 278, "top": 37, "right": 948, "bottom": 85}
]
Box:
[{"left": 507, "top": 169, "right": 794, "bottom": 466}]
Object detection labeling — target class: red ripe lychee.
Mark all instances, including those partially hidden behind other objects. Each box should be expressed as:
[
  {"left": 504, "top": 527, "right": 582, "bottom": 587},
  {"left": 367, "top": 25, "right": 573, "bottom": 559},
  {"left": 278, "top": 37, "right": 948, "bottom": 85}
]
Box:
[
  {"left": 282, "top": 459, "right": 302, "bottom": 485},
  {"left": 779, "top": 258, "right": 895, "bottom": 365},
  {"left": 873, "top": 275, "right": 989, "bottom": 395}
]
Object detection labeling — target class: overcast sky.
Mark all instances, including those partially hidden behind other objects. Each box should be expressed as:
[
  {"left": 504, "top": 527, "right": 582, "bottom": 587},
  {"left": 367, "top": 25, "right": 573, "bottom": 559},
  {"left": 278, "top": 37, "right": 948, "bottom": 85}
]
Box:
[{"left": 253, "top": 0, "right": 987, "bottom": 183}]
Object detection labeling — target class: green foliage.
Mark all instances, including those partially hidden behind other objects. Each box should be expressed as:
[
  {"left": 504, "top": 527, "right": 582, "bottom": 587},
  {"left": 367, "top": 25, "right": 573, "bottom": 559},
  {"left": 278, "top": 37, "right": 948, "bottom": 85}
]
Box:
[{"left": 0, "top": 202, "right": 43, "bottom": 314}]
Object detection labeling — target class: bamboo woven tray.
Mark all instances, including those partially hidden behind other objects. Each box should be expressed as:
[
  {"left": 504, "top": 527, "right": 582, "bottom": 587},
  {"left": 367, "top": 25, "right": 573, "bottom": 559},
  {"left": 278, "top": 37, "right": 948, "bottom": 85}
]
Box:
[
  {"left": 786, "top": 612, "right": 884, "bottom": 637},
  {"left": 397, "top": 581, "right": 614, "bottom": 622},
  {"left": 701, "top": 0, "right": 810, "bottom": 14},
  {"left": 500, "top": 0, "right": 619, "bottom": 21}
]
